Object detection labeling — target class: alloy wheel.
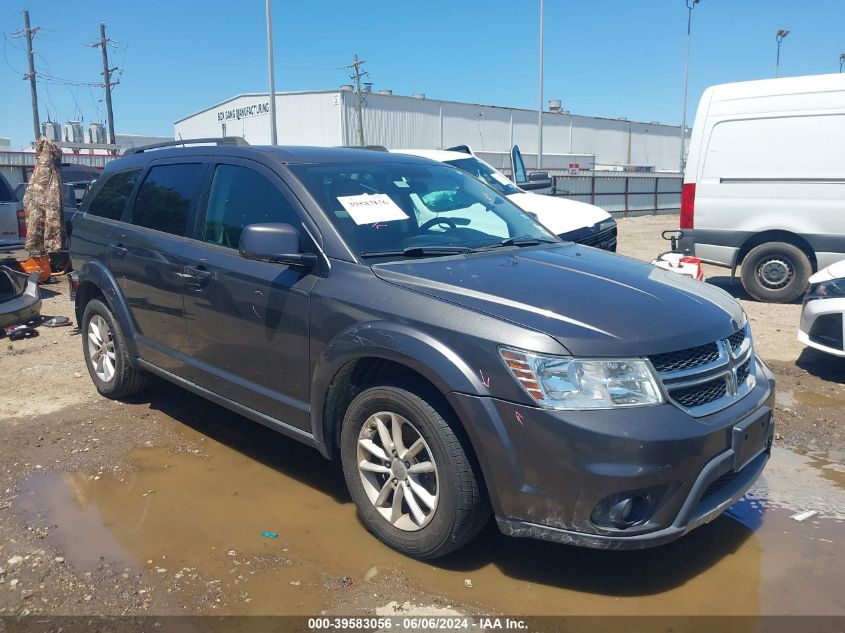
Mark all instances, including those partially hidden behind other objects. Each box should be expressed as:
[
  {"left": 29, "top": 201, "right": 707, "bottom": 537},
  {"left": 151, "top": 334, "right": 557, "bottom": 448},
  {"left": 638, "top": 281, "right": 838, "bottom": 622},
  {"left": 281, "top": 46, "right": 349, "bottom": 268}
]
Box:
[
  {"left": 87, "top": 314, "right": 116, "bottom": 382},
  {"left": 356, "top": 411, "right": 439, "bottom": 531}
]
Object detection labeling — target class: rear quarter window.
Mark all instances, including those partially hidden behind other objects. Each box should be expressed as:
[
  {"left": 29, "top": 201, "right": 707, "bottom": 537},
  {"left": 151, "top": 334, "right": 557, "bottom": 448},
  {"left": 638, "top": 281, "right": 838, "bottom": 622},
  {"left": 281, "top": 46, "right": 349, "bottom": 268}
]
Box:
[
  {"left": 87, "top": 169, "right": 142, "bottom": 220},
  {"left": 131, "top": 164, "right": 206, "bottom": 236}
]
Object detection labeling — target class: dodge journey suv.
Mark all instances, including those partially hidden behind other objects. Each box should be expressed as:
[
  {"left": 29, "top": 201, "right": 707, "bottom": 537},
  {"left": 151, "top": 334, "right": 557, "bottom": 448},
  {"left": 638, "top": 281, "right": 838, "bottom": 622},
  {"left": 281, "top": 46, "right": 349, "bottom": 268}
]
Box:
[{"left": 70, "top": 138, "right": 775, "bottom": 559}]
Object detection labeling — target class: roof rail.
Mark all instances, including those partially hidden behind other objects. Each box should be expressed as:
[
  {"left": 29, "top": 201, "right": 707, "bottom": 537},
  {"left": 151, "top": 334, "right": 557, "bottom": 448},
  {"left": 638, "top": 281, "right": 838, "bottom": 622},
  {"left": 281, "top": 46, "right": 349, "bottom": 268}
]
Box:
[
  {"left": 336, "top": 144, "right": 389, "bottom": 152},
  {"left": 122, "top": 137, "right": 249, "bottom": 156}
]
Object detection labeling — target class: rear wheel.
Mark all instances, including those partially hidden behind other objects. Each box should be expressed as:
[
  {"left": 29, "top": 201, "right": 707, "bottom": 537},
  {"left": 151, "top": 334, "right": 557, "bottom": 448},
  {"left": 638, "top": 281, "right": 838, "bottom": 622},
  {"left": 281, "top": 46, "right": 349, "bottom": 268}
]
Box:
[
  {"left": 740, "top": 241, "right": 812, "bottom": 303},
  {"left": 81, "top": 299, "right": 148, "bottom": 398},
  {"left": 340, "top": 385, "right": 488, "bottom": 559}
]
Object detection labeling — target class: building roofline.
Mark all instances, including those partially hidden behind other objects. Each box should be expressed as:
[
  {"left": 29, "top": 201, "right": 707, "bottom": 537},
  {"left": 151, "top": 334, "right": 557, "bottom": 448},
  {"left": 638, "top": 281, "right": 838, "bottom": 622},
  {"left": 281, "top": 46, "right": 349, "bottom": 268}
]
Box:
[{"left": 175, "top": 88, "right": 685, "bottom": 129}]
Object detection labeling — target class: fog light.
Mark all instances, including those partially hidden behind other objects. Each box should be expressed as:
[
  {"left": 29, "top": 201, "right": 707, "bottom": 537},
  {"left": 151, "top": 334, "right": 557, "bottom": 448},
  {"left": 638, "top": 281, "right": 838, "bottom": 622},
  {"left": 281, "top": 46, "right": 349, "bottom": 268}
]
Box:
[{"left": 592, "top": 492, "right": 654, "bottom": 530}]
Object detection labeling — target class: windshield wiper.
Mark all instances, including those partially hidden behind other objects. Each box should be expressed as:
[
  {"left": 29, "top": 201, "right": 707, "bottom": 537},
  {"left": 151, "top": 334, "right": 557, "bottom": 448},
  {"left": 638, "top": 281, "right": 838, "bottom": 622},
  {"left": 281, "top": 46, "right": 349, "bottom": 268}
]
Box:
[
  {"left": 478, "top": 236, "right": 558, "bottom": 250},
  {"left": 360, "top": 245, "right": 476, "bottom": 259}
]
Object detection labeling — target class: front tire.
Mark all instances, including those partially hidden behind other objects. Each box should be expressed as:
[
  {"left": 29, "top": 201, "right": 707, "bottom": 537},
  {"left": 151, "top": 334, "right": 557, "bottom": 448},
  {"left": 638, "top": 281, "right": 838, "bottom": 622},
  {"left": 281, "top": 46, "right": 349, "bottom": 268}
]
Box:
[
  {"left": 81, "top": 298, "right": 148, "bottom": 398},
  {"left": 741, "top": 241, "right": 811, "bottom": 303},
  {"left": 340, "top": 385, "right": 488, "bottom": 560}
]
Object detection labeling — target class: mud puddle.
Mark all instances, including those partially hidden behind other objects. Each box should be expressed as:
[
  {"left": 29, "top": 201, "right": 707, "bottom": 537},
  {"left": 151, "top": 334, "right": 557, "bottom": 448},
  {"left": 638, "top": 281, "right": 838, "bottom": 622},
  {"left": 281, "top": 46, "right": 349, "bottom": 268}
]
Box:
[{"left": 15, "top": 417, "right": 845, "bottom": 616}]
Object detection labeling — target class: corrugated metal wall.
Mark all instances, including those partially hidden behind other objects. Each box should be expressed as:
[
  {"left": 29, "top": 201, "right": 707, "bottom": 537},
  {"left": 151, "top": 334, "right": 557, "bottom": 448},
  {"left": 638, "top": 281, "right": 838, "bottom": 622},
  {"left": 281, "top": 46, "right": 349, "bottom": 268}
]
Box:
[{"left": 175, "top": 91, "right": 687, "bottom": 171}]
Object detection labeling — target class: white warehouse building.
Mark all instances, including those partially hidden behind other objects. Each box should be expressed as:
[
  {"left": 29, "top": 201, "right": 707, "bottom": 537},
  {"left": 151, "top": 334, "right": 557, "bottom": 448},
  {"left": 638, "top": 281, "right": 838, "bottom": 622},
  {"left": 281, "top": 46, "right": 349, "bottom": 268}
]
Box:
[{"left": 174, "top": 89, "right": 689, "bottom": 172}]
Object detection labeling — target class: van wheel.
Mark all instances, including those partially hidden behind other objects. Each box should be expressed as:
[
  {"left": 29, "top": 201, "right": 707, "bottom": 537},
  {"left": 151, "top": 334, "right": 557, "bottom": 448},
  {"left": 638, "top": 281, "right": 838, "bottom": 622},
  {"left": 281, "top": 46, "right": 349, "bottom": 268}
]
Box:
[
  {"left": 340, "top": 385, "right": 488, "bottom": 560},
  {"left": 741, "top": 242, "right": 811, "bottom": 303},
  {"left": 81, "top": 299, "right": 148, "bottom": 398}
]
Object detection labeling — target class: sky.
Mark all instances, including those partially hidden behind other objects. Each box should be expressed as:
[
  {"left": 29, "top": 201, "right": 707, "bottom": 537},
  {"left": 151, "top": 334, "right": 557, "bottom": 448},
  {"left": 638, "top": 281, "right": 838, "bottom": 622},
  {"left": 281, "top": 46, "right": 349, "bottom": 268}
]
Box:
[{"left": 1, "top": 0, "right": 844, "bottom": 149}]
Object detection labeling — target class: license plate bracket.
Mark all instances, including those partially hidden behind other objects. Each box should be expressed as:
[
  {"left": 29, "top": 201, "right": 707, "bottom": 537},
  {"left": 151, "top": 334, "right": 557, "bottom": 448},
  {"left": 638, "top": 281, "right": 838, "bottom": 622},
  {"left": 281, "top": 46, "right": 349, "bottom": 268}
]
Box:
[{"left": 732, "top": 407, "right": 772, "bottom": 472}]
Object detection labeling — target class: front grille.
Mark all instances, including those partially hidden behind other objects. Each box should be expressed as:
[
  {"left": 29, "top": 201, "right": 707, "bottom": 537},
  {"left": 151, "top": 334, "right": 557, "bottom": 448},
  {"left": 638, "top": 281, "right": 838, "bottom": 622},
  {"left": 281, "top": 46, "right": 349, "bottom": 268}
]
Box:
[
  {"left": 560, "top": 224, "right": 617, "bottom": 252},
  {"left": 650, "top": 326, "right": 755, "bottom": 416},
  {"left": 736, "top": 358, "right": 751, "bottom": 385},
  {"left": 701, "top": 469, "right": 740, "bottom": 501},
  {"left": 578, "top": 226, "right": 617, "bottom": 251},
  {"left": 728, "top": 329, "right": 746, "bottom": 354},
  {"left": 672, "top": 378, "right": 728, "bottom": 408},
  {"left": 650, "top": 342, "right": 720, "bottom": 373}
]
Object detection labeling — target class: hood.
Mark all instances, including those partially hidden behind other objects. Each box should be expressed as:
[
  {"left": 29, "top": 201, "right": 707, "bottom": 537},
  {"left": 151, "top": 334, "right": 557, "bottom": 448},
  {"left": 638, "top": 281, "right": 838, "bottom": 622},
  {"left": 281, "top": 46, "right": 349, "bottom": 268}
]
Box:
[
  {"left": 507, "top": 192, "right": 610, "bottom": 235},
  {"left": 810, "top": 259, "right": 845, "bottom": 283},
  {"left": 372, "top": 244, "right": 744, "bottom": 357}
]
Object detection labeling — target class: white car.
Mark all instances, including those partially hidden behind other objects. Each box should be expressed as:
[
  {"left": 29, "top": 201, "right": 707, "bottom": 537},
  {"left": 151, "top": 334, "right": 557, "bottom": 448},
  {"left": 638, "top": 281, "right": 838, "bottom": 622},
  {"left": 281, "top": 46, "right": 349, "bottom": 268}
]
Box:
[
  {"left": 392, "top": 148, "right": 617, "bottom": 251},
  {"left": 798, "top": 260, "right": 845, "bottom": 356}
]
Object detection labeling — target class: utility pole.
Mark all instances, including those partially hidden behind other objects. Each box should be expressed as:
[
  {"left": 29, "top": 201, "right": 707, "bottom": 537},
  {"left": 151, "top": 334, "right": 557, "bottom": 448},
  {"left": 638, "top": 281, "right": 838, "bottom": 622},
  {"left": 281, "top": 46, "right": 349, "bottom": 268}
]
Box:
[
  {"left": 343, "top": 53, "right": 368, "bottom": 146},
  {"left": 537, "top": 0, "right": 544, "bottom": 170},
  {"left": 16, "top": 10, "right": 41, "bottom": 143},
  {"left": 265, "top": 0, "right": 278, "bottom": 145},
  {"left": 92, "top": 23, "right": 119, "bottom": 149},
  {"left": 680, "top": 0, "right": 701, "bottom": 173}
]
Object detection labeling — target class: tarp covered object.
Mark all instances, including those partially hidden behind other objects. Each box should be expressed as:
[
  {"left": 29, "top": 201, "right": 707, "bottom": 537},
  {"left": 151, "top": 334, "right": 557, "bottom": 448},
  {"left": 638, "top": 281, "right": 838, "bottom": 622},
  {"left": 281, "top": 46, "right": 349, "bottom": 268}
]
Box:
[{"left": 23, "top": 137, "right": 65, "bottom": 255}]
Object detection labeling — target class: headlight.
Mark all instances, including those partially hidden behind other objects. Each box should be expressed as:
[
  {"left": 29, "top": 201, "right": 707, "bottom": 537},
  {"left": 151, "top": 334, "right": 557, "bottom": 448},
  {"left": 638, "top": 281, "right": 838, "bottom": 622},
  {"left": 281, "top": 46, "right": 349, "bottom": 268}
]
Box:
[
  {"left": 499, "top": 348, "right": 664, "bottom": 410},
  {"left": 804, "top": 278, "right": 845, "bottom": 303},
  {"left": 599, "top": 219, "right": 616, "bottom": 232}
]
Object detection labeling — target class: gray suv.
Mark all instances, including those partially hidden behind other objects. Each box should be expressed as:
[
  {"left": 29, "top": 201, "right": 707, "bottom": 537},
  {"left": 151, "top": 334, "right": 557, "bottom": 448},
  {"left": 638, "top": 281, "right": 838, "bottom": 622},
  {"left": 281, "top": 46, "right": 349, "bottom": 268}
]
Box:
[{"left": 70, "top": 138, "right": 775, "bottom": 559}]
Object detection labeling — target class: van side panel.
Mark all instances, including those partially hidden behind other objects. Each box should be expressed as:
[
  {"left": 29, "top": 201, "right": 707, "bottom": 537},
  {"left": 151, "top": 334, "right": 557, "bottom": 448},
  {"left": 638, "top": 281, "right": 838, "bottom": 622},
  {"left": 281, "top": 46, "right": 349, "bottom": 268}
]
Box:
[{"left": 684, "top": 76, "right": 845, "bottom": 268}]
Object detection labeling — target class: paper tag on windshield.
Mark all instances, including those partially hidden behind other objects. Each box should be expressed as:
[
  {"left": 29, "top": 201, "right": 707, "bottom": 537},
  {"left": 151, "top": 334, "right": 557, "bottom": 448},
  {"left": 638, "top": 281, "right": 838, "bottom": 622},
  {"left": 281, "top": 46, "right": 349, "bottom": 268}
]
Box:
[
  {"left": 491, "top": 172, "right": 512, "bottom": 186},
  {"left": 337, "top": 193, "right": 409, "bottom": 225}
]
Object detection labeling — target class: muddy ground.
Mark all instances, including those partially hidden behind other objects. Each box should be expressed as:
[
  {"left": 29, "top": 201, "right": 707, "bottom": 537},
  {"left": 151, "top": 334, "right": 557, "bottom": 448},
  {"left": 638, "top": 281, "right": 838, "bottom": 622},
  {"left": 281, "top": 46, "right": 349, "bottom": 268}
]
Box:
[{"left": 0, "top": 215, "right": 843, "bottom": 620}]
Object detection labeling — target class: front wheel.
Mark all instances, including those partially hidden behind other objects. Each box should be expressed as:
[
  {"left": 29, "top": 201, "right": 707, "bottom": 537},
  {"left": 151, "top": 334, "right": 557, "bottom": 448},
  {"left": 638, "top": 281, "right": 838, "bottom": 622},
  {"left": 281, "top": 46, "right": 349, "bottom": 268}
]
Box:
[
  {"left": 740, "top": 241, "right": 812, "bottom": 303},
  {"left": 340, "top": 385, "right": 488, "bottom": 559}
]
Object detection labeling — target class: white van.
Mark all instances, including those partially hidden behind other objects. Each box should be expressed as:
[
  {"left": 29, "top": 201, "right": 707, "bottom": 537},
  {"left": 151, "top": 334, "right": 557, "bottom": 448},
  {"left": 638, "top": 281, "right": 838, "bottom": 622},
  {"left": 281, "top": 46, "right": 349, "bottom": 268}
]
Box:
[
  {"left": 393, "top": 147, "right": 617, "bottom": 251},
  {"left": 679, "top": 74, "right": 845, "bottom": 303}
]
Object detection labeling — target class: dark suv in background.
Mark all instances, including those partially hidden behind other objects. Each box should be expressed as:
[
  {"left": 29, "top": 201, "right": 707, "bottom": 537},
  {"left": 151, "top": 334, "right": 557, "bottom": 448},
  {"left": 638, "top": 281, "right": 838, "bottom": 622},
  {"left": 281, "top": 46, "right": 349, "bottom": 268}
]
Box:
[{"left": 70, "top": 138, "right": 775, "bottom": 559}]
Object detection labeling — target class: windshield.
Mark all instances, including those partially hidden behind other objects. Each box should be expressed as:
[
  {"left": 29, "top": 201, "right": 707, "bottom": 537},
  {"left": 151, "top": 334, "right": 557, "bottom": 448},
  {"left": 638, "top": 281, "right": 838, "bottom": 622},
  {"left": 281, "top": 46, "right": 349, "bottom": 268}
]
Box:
[
  {"left": 446, "top": 157, "right": 521, "bottom": 196},
  {"left": 289, "top": 161, "right": 557, "bottom": 260}
]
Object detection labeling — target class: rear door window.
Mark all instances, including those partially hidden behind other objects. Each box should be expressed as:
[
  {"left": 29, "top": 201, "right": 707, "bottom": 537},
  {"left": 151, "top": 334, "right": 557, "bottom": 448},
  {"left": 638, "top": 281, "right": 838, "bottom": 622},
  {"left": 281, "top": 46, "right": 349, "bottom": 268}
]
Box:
[
  {"left": 86, "top": 169, "right": 141, "bottom": 220},
  {"left": 202, "top": 164, "right": 300, "bottom": 249},
  {"left": 132, "top": 164, "right": 206, "bottom": 236}
]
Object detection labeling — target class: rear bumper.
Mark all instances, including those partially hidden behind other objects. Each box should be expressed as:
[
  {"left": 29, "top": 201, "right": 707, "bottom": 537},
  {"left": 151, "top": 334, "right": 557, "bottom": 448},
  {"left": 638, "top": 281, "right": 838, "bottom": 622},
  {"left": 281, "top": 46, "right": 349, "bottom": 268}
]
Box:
[
  {"left": 447, "top": 358, "right": 775, "bottom": 550},
  {"left": 0, "top": 244, "right": 28, "bottom": 263},
  {"left": 0, "top": 266, "right": 42, "bottom": 328}
]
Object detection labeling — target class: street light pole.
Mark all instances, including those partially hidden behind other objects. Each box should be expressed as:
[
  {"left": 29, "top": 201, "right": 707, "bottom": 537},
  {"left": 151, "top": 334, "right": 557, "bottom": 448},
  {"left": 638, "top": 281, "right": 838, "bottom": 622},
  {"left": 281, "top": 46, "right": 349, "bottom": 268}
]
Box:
[
  {"left": 265, "top": 0, "right": 278, "bottom": 145},
  {"left": 775, "top": 29, "right": 789, "bottom": 78},
  {"left": 537, "top": 0, "right": 544, "bottom": 170},
  {"left": 840, "top": 53, "right": 845, "bottom": 73},
  {"left": 679, "top": 0, "right": 701, "bottom": 173}
]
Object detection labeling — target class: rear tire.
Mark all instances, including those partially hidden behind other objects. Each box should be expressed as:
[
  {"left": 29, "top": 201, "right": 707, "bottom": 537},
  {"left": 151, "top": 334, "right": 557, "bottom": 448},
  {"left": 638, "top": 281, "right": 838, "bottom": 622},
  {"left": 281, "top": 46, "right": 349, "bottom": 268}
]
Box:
[
  {"left": 81, "top": 298, "right": 148, "bottom": 398},
  {"left": 340, "top": 385, "right": 488, "bottom": 560},
  {"left": 740, "top": 241, "right": 811, "bottom": 303}
]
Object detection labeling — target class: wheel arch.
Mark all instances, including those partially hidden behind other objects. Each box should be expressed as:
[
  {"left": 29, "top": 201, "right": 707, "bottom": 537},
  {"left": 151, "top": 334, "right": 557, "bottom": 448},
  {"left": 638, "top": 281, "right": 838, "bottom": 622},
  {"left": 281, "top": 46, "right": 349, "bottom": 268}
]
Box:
[
  {"left": 74, "top": 260, "right": 140, "bottom": 357},
  {"left": 736, "top": 230, "right": 817, "bottom": 273}
]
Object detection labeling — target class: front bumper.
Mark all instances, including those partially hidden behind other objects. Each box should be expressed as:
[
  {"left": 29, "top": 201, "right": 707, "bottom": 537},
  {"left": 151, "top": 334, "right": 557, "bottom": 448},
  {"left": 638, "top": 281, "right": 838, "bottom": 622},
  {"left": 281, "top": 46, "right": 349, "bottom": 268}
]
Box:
[
  {"left": 798, "top": 296, "right": 845, "bottom": 357},
  {"left": 447, "top": 357, "right": 775, "bottom": 550}
]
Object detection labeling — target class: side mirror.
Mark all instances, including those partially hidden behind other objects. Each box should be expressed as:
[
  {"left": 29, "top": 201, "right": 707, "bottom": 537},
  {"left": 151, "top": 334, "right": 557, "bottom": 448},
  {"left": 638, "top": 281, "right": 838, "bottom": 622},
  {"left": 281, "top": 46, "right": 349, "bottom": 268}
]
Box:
[
  {"left": 519, "top": 172, "right": 553, "bottom": 191},
  {"left": 239, "top": 223, "right": 318, "bottom": 269}
]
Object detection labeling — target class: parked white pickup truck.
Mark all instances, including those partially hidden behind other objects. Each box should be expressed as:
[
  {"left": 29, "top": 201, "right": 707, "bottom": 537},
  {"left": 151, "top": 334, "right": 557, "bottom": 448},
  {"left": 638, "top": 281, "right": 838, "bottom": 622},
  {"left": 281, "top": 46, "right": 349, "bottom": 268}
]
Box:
[
  {"left": 392, "top": 146, "right": 617, "bottom": 251},
  {"left": 0, "top": 172, "right": 27, "bottom": 263}
]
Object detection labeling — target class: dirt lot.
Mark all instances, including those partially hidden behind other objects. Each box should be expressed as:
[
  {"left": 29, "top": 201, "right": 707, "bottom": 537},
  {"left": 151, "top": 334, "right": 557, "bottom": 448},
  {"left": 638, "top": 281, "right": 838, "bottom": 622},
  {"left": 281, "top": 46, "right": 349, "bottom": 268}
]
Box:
[{"left": 0, "top": 216, "right": 843, "bottom": 621}]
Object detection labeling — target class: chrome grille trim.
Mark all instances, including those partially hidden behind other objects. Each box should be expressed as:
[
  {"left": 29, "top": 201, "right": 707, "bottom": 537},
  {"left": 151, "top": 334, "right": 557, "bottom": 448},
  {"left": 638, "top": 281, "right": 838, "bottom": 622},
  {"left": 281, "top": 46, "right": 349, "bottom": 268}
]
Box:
[{"left": 649, "top": 325, "right": 755, "bottom": 418}]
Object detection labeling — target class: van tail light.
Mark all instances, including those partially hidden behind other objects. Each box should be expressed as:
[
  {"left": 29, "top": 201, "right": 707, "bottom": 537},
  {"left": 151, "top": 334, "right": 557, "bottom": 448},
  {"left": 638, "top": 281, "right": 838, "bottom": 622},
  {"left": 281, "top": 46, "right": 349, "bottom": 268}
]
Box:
[
  {"left": 16, "top": 208, "right": 27, "bottom": 239},
  {"left": 680, "top": 183, "right": 695, "bottom": 230}
]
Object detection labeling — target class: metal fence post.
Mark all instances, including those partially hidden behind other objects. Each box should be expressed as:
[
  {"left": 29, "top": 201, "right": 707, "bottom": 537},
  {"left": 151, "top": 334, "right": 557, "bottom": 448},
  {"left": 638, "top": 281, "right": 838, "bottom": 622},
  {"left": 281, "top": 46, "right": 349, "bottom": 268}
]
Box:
[
  {"left": 623, "top": 176, "right": 629, "bottom": 218},
  {"left": 654, "top": 176, "right": 659, "bottom": 215}
]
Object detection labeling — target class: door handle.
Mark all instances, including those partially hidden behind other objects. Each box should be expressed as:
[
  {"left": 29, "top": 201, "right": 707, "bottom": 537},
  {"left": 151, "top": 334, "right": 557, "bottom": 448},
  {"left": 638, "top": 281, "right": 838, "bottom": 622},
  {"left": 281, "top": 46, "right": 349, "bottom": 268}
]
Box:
[
  {"left": 184, "top": 266, "right": 213, "bottom": 281},
  {"left": 109, "top": 243, "right": 127, "bottom": 257}
]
